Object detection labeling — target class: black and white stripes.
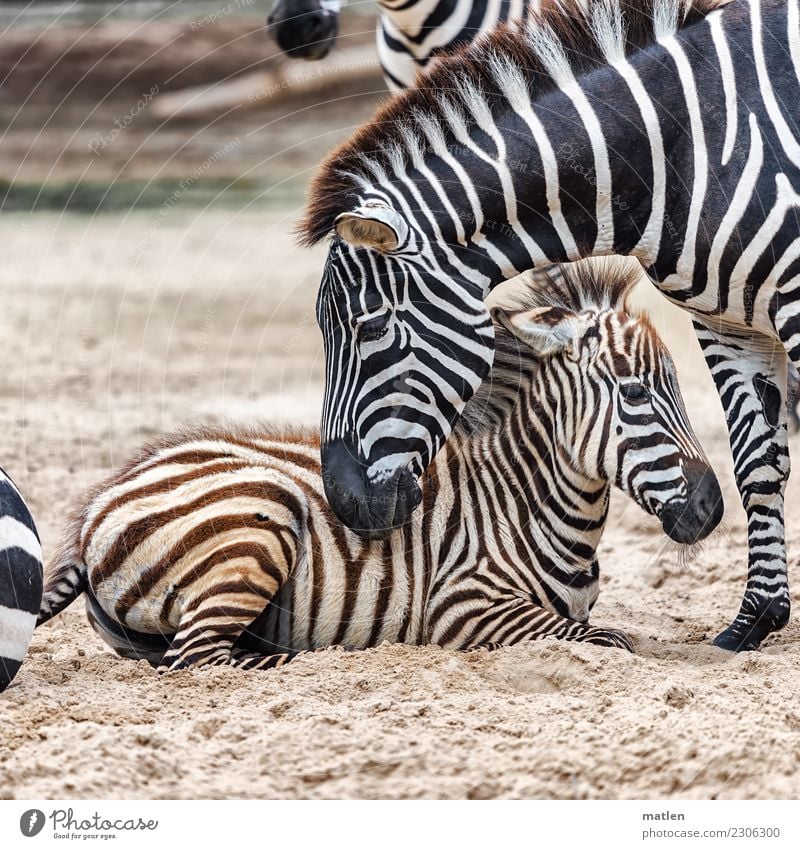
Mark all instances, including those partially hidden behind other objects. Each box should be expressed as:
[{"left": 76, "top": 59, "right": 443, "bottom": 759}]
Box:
[
  {"left": 303, "top": 0, "right": 800, "bottom": 649},
  {"left": 0, "top": 469, "right": 43, "bottom": 692},
  {"left": 33, "top": 263, "right": 721, "bottom": 670}
]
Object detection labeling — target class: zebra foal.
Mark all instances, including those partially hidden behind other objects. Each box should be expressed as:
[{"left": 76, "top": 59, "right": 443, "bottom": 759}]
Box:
[{"left": 35, "top": 263, "right": 720, "bottom": 671}]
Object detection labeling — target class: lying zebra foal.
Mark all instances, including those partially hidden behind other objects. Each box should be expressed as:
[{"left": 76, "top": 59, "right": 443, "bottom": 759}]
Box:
[{"left": 37, "top": 261, "right": 722, "bottom": 671}]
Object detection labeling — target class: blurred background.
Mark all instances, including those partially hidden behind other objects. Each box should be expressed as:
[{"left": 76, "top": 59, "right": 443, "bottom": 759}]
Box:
[
  {"left": 0, "top": 0, "right": 392, "bottom": 526},
  {"left": 1, "top": 0, "right": 384, "bottom": 197}
]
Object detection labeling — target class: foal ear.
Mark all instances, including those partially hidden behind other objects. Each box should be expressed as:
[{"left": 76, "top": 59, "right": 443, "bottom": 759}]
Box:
[
  {"left": 491, "top": 305, "right": 582, "bottom": 357},
  {"left": 335, "top": 203, "right": 408, "bottom": 252}
]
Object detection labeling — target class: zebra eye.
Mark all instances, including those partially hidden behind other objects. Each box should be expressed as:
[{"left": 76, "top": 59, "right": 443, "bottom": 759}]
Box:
[
  {"left": 620, "top": 382, "right": 649, "bottom": 404},
  {"left": 358, "top": 313, "right": 390, "bottom": 342}
]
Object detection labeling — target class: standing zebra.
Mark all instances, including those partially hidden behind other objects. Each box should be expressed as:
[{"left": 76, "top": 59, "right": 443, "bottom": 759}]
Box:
[
  {"left": 301, "top": 0, "right": 800, "bottom": 651},
  {"left": 267, "top": 0, "right": 535, "bottom": 89},
  {"left": 0, "top": 469, "right": 43, "bottom": 692},
  {"left": 34, "top": 263, "right": 721, "bottom": 670},
  {"left": 268, "top": 0, "right": 800, "bottom": 421}
]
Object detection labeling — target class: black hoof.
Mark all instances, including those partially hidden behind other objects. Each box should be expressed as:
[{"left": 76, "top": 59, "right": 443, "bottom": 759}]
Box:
[
  {"left": 713, "top": 597, "right": 790, "bottom": 652},
  {"left": 713, "top": 627, "right": 762, "bottom": 652}
]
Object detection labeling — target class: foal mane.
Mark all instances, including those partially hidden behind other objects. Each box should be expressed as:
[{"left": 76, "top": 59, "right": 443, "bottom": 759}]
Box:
[
  {"left": 300, "top": 0, "right": 730, "bottom": 247},
  {"left": 517, "top": 256, "right": 641, "bottom": 313},
  {"left": 457, "top": 257, "right": 650, "bottom": 435}
]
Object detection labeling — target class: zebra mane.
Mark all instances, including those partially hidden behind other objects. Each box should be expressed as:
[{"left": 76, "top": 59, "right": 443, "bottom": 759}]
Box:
[
  {"left": 512, "top": 256, "right": 641, "bottom": 313},
  {"left": 456, "top": 258, "right": 645, "bottom": 435},
  {"left": 300, "top": 0, "right": 730, "bottom": 246}
]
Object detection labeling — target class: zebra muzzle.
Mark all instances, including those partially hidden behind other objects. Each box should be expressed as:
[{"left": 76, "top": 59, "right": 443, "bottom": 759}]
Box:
[
  {"left": 267, "top": 0, "right": 339, "bottom": 61},
  {"left": 660, "top": 459, "right": 724, "bottom": 545},
  {"left": 321, "top": 439, "right": 422, "bottom": 539}
]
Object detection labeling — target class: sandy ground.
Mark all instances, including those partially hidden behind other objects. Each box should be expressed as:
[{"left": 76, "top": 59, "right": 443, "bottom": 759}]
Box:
[{"left": 1, "top": 211, "right": 800, "bottom": 800}]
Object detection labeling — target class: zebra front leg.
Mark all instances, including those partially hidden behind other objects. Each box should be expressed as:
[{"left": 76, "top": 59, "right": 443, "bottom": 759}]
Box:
[
  {"left": 157, "top": 592, "right": 277, "bottom": 672},
  {"left": 694, "top": 320, "right": 791, "bottom": 651},
  {"left": 156, "top": 542, "right": 294, "bottom": 671},
  {"left": 227, "top": 644, "right": 357, "bottom": 670},
  {"left": 226, "top": 647, "right": 302, "bottom": 670},
  {"left": 444, "top": 597, "right": 634, "bottom": 652},
  {"left": 157, "top": 612, "right": 257, "bottom": 672}
]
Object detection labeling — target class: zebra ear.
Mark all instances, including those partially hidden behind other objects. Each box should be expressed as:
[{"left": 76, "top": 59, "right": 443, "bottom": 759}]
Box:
[
  {"left": 334, "top": 204, "right": 408, "bottom": 252},
  {"left": 491, "top": 306, "right": 581, "bottom": 357}
]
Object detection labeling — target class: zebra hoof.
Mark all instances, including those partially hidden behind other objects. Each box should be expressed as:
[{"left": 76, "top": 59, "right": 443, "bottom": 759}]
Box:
[
  {"left": 712, "top": 628, "right": 762, "bottom": 652},
  {"left": 713, "top": 598, "right": 790, "bottom": 651}
]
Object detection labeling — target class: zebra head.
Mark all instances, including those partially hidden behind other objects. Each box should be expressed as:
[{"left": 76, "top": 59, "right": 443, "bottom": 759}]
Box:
[
  {"left": 267, "top": 0, "right": 341, "bottom": 60},
  {"left": 492, "top": 261, "right": 724, "bottom": 546},
  {"left": 316, "top": 200, "right": 495, "bottom": 538}
]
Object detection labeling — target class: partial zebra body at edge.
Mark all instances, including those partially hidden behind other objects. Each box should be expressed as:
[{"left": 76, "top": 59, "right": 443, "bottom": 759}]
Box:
[{"left": 0, "top": 469, "right": 43, "bottom": 692}]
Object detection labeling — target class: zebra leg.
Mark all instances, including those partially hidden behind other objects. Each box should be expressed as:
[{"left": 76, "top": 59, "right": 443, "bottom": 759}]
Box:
[
  {"left": 157, "top": 604, "right": 265, "bottom": 673},
  {"left": 452, "top": 598, "right": 633, "bottom": 652},
  {"left": 227, "top": 647, "right": 302, "bottom": 670},
  {"left": 154, "top": 543, "right": 294, "bottom": 672},
  {"left": 693, "top": 320, "right": 791, "bottom": 651},
  {"left": 157, "top": 585, "right": 283, "bottom": 673},
  {"left": 226, "top": 644, "right": 356, "bottom": 671}
]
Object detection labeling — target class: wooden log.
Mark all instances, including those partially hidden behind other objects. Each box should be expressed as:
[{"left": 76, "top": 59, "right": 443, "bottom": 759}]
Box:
[{"left": 151, "top": 46, "right": 382, "bottom": 120}]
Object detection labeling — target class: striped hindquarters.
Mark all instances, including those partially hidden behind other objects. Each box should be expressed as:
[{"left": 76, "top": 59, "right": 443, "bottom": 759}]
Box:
[
  {"left": 78, "top": 429, "right": 319, "bottom": 667},
  {"left": 0, "top": 469, "right": 43, "bottom": 692}
]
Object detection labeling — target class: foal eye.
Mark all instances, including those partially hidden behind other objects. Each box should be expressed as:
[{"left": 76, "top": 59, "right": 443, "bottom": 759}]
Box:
[
  {"left": 358, "top": 313, "right": 390, "bottom": 342},
  {"left": 620, "top": 382, "right": 649, "bottom": 403}
]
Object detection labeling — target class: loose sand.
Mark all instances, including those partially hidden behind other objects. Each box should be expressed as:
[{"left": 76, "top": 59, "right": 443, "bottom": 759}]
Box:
[{"left": 1, "top": 212, "right": 800, "bottom": 800}]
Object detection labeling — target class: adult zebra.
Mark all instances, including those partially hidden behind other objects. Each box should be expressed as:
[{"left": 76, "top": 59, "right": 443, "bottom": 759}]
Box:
[
  {"left": 267, "top": 0, "right": 535, "bottom": 89},
  {"left": 34, "top": 262, "right": 721, "bottom": 669},
  {"left": 0, "top": 469, "right": 43, "bottom": 692},
  {"left": 301, "top": 0, "right": 800, "bottom": 651}
]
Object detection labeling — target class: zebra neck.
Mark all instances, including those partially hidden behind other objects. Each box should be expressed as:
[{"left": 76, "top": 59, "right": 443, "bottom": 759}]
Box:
[
  {"left": 450, "top": 24, "right": 712, "bottom": 292},
  {"left": 375, "top": 0, "right": 458, "bottom": 41},
  {"left": 448, "top": 388, "right": 611, "bottom": 574}
]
